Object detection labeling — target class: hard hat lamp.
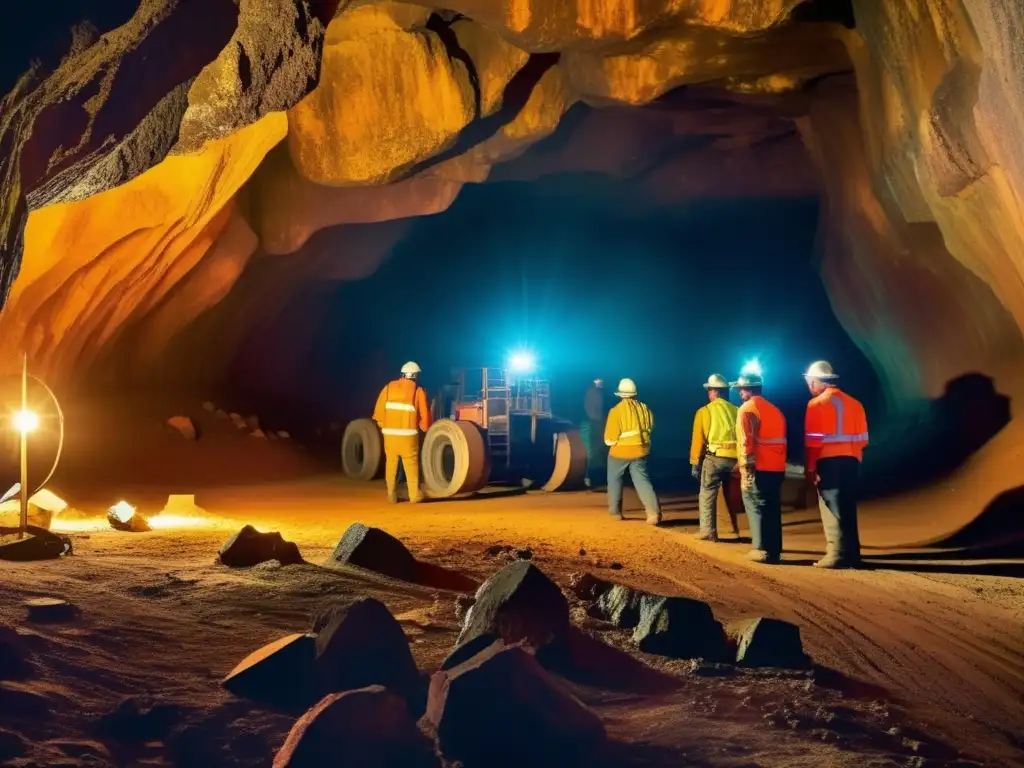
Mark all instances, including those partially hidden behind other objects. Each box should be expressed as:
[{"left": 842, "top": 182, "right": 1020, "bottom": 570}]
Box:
[{"left": 741, "top": 359, "right": 762, "bottom": 377}]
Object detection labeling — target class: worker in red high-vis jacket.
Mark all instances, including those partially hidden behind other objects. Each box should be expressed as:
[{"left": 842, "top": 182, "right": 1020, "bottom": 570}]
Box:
[
  {"left": 803, "top": 360, "right": 869, "bottom": 569},
  {"left": 732, "top": 372, "right": 787, "bottom": 564}
]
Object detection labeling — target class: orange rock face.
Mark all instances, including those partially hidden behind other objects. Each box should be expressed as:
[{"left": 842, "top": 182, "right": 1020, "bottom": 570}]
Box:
[{"left": 0, "top": 0, "right": 1021, "bottom": 445}]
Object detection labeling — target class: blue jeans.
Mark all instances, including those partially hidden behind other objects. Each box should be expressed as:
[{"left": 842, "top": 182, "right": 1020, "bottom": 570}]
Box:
[
  {"left": 741, "top": 469, "right": 784, "bottom": 557},
  {"left": 698, "top": 454, "right": 738, "bottom": 536},
  {"left": 816, "top": 456, "right": 861, "bottom": 560},
  {"left": 607, "top": 455, "right": 661, "bottom": 521}
]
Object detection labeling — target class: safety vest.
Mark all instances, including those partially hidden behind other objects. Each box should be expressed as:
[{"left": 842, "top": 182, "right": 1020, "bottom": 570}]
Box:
[
  {"left": 690, "top": 398, "right": 739, "bottom": 464},
  {"left": 372, "top": 378, "right": 432, "bottom": 437},
  {"left": 604, "top": 398, "right": 654, "bottom": 459},
  {"left": 804, "top": 388, "right": 868, "bottom": 472},
  {"left": 737, "top": 395, "right": 787, "bottom": 472}
]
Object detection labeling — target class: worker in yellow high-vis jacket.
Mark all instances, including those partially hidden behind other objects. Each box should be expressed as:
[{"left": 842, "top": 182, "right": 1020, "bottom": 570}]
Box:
[
  {"left": 604, "top": 378, "right": 661, "bottom": 525},
  {"left": 372, "top": 361, "right": 433, "bottom": 503},
  {"left": 689, "top": 373, "right": 740, "bottom": 541}
]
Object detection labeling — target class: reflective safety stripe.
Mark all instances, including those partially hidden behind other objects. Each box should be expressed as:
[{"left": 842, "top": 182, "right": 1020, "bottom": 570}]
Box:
[
  {"left": 385, "top": 401, "right": 416, "bottom": 412},
  {"left": 708, "top": 441, "right": 736, "bottom": 450},
  {"left": 381, "top": 428, "right": 418, "bottom": 436},
  {"left": 759, "top": 437, "right": 787, "bottom": 444},
  {"left": 605, "top": 439, "right": 617, "bottom": 446},
  {"left": 619, "top": 430, "right": 640, "bottom": 438},
  {"left": 808, "top": 397, "right": 869, "bottom": 444}
]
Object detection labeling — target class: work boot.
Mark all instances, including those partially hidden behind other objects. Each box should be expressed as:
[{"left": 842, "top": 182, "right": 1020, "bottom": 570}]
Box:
[
  {"left": 814, "top": 554, "right": 860, "bottom": 569},
  {"left": 745, "top": 549, "right": 779, "bottom": 564},
  {"left": 386, "top": 494, "right": 399, "bottom": 504},
  {"left": 409, "top": 495, "right": 424, "bottom": 504},
  {"left": 693, "top": 531, "right": 718, "bottom": 542},
  {"left": 646, "top": 514, "right": 662, "bottom": 527},
  {"left": 610, "top": 513, "right": 624, "bottom": 521}
]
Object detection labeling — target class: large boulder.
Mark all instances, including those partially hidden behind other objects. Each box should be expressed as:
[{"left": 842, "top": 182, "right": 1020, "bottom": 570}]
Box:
[
  {"left": 324, "top": 524, "right": 417, "bottom": 582},
  {"left": 426, "top": 643, "right": 605, "bottom": 766},
  {"left": 726, "top": 617, "right": 809, "bottom": 669},
  {"left": 632, "top": 596, "right": 727, "bottom": 660},
  {"left": 273, "top": 686, "right": 436, "bottom": 768},
  {"left": 313, "top": 598, "right": 420, "bottom": 698},
  {"left": 218, "top": 525, "right": 303, "bottom": 567},
  {"left": 222, "top": 633, "right": 317, "bottom": 708},
  {"left": 457, "top": 560, "right": 569, "bottom": 649},
  {"left": 590, "top": 584, "right": 646, "bottom": 627}
]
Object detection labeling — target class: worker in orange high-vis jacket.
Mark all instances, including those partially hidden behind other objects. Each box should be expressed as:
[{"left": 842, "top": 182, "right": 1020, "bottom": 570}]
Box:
[
  {"left": 732, "top": 372, "right": 787, "bottom": 564},
  {"left": 803, "top": 360, "right": 868, "bottom": 569},
  {"left": 372, "top": 361, "right": 433, "bottom": 504},
  {"left": 604, "top": 378, "right": 661, "bottom": 525}
]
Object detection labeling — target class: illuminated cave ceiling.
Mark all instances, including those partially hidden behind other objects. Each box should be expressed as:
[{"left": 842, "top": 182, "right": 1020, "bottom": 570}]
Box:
[{"left": 0, "top": 0, "right": 1022, "bottom": 418}]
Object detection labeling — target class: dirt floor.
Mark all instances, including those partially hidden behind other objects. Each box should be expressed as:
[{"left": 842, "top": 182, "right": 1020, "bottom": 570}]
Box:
[{"left": 2, "top": 400, "right": 1023, "bottom": 767}]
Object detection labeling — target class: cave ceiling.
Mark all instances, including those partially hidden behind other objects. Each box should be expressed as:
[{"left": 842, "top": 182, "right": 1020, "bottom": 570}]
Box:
[{"left": 0, "top": 0, "right": 1020, "bottom": 417}]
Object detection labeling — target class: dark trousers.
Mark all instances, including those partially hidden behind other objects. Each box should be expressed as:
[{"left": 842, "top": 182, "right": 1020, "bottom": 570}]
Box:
[
  {"left": 816, "top": 456, "right": 861, "bottom": 560},
  {"left": 741, "top": 470, "right": 784, "bottom": 556},
  {"left": 698, "top": 455, "right": 738, "bottom": 536},
  {"left": 586, "top": 419, "right": 607, "bottom": 486}
]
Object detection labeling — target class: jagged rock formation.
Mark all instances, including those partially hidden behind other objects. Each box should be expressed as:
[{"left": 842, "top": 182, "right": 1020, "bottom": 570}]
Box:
[{"left": 0, "top": 1, "right": 1022, "bottom": 494}]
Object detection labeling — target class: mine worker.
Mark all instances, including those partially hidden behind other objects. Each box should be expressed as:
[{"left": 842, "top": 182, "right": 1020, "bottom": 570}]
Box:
[
  {"left": 604, "top": 378, "right": 661, "bottom": 525},
  {"left": 690, "top": 373, "right": 740, "bottom": 541},
  {"left": 732, "top": 372, "right": 787, "bottom": 563},
  {"left": 372, "top": 361, "right": 433, "bottom": 504},
  {"left": 803, "top": 361, "right": 868, "bottom": 568},
  {"left": 583, "top": 378, "right": 609, "bottom": 489}
]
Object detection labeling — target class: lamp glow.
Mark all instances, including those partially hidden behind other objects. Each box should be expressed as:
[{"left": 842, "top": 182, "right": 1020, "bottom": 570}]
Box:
[
  {"left": 12, "top": 409, "right": 39, "bottom": 434},
  {"left": 508, "top": 350, "right": 536, "bottom": 375},
  {"left": 740, "top": 359, "right": 762, "bottom": 377},
  {"left": 109, "top": 500, "right": 136, "bottom": 523}
]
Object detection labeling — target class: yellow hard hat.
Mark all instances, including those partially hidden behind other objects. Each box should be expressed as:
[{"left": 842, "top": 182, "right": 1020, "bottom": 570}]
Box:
[
  {"left": 703, "top": 373, "right": 729, "bottom": 389},
  {"left": 400, "top": 361, "right": 421, "bottom": 376},
  {"left": 804, "top": 360, "right": 837, "bottom": 379},
  {"left": 615, "top": 378, "right": 637, "bottom": 397}
]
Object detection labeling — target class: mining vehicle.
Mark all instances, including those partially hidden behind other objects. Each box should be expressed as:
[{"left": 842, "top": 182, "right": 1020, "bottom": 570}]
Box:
[{"left": 340, "top": 367, "right": 587, "bottom": 498}]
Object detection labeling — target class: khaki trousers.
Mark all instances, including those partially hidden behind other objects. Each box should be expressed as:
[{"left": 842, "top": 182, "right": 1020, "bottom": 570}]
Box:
[{"left": 384, "top": 434, "right": 421, "bottom": 502}]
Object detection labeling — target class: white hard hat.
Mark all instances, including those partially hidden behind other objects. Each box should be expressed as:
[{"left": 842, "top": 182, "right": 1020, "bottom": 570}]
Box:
[
  {"left": 804, "top": 360, "right": 838, "bottom": 380},
  {"left": 400, "top": 361, "right": 421, "bottom": 376},
  {"left": 730, "top": 373, "right": 763, "bottom": 389},
  {"left": 615, "top": 378, "right": 637, "bottom": 397},
  {"left": 703, "top": 373, "right": 729, "bottom": 389}
]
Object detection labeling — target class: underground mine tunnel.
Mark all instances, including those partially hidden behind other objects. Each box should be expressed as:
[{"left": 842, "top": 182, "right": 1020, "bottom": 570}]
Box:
[{"left": 0, "top": 2, "right": 1023, "bottom": 768}]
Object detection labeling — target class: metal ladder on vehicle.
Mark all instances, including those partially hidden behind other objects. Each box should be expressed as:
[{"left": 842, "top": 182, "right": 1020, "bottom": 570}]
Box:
[{"left": 481, "top": 367, "right": 511, "bottom": 468}]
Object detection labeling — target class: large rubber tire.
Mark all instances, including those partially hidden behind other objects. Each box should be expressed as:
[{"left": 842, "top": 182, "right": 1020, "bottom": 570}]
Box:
[
  {"left": 422, "top": 419, "right": 491, "bottom": 498},
  {"left": 341, "top": 419, "right": 384, "bottom": 481},
  {"left": 542, "top": 425, "right": 588, "bottom": 492}
]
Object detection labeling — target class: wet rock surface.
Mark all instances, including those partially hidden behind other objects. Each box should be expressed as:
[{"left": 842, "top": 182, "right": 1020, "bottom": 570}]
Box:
[
  {"left": 427, "top": 642, "right": 606, "bottom": 767},
  {"left": 727, "top": 617, "right": 809, "bottom": 669},
  {"left": 219, "top": 525, "right": 303, "bottom": 567},
  {"left": 273, "top": 686, "right": 436, "bottom": 768},
  {"left": 324, "top": 523, "right": 417, "bottom": 581},
  {"left": 312, "top": 598, "right": 420, "bottom": 698},
  {"left": 222, "top": 633, "right": 318, "bottom": 708},
  {"left": 458, "top": 560, "right": 570, "bottom": 648},
  {"left": 632, "top": 596, "right": 728, "bottom": 661}
]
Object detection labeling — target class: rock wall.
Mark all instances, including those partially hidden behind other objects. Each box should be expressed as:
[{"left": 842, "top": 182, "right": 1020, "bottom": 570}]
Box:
[{"left": 0, "top": 0, "right": 1021, "bottom": 442}]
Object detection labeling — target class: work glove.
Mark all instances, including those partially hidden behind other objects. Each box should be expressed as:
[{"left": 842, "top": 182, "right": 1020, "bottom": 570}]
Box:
[
  {"left": 691, "top": 463, "right": 701, "bottom": 480},
  {"left": 740, "top": 465, "right": 756, "bottom": 491}
]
